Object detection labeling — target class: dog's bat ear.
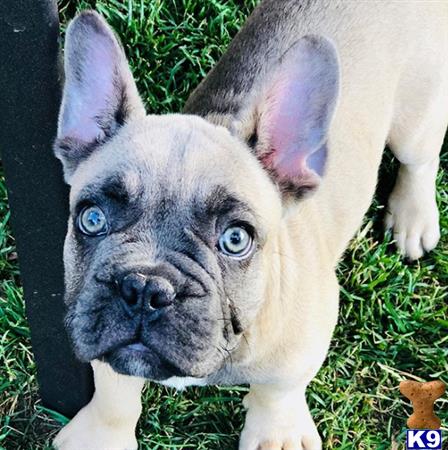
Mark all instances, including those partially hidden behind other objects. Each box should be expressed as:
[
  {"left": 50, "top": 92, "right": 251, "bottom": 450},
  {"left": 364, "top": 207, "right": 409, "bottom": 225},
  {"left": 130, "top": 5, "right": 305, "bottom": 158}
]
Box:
[
  {"left": 54, "top": 11, "right": 145, "bottom": 183},
  {"left": 237, "top": 35, "right": 340, "bottom": 198}
]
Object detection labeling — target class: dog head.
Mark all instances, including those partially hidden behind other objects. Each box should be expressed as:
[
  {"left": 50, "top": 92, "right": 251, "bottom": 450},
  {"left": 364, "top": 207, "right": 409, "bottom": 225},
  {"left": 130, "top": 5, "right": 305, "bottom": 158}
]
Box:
[{"left": 55, "top": 11, "right": 339, "bottom": 380}]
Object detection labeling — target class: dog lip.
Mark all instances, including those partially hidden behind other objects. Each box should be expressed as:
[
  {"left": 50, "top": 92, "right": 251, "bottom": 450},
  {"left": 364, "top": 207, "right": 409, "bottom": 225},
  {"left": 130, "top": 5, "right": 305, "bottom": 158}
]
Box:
[
  {"left": 125, "top": 342, "right": 149, "bottom": 352},
  {"left": 86, "top": 339, "right": 149, "bottom": 362},
  {"left": 105, "top": 342, "right": 191, "bottom": 379}
]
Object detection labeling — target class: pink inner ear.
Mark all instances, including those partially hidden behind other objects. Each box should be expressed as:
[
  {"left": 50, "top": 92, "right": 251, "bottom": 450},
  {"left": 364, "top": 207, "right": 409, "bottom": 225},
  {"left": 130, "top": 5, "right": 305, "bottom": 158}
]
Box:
[
  {"left": 262, "top": 71, "right": 312, "bottom": 181},
  {"left": 255, "top": 36, "right": 339, "bottom": 191},
  {"left": 62, "top": 37, "right": 117, "bottom": 143}
]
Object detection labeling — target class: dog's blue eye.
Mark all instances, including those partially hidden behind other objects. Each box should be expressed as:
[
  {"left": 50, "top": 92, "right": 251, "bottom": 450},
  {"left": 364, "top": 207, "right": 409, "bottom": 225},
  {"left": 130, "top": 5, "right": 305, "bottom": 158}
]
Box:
[
  {"left": 77, "top": 206, "right": 108, "bottom": 236},
  {"left": 219, "top": 226, "right": 252, "bottom": 258}
]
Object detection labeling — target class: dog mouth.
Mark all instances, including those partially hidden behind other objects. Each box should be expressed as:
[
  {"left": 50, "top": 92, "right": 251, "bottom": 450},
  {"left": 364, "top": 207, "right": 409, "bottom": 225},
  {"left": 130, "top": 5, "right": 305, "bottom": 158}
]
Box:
[
  {"left": 102, "top": 339, "right": 190, "bottom": 379},
  {"left": 99, "top": 335, "right": 230, "bottom": 381},
  {"left": 67, "top": 296, "right": 239, "bottom": 380}
]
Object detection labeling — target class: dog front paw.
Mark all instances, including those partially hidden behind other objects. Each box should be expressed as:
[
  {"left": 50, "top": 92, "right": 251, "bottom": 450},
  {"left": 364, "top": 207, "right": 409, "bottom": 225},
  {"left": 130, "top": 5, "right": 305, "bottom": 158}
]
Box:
[
  {"left": 239, "top": 390, "right": 322, "bottom": 450},
  {"left": 53, "top": 402, "right": 138, "bottom": 450}
]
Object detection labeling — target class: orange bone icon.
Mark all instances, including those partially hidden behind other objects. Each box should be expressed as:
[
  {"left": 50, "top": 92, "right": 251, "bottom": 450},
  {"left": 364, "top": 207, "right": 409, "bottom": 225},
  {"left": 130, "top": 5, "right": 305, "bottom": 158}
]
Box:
[{"left": 399, "top": 380, "right": 445, "bottom": 430}]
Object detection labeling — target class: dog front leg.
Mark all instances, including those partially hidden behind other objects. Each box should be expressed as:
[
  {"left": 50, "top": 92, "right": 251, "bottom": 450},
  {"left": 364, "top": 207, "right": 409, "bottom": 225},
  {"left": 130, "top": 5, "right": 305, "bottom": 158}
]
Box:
[
  {"left": 53, "top": 359, "right": 145, "bottom": 450},
  {"left": 240, "top": 383, "right": 321, "bottom": 450}
]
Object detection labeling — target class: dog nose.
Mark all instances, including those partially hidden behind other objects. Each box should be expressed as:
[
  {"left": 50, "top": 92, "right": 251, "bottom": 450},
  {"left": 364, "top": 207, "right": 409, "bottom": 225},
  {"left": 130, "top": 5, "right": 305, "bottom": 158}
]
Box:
[
  {"left": 144, "top": 279, "right": 176, "bottom": 309},
  {"left": 119, "top": 273, "right": 175, "bottom": 314},
  {"left": 119, "top": 273, "right": 147, "bottom": 311}
]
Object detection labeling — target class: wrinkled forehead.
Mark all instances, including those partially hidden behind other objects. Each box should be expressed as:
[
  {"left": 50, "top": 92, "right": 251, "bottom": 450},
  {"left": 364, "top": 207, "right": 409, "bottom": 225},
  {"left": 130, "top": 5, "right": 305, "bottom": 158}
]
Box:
[{"left": 68, "top": 114, "right": 281, "bottom": 226}]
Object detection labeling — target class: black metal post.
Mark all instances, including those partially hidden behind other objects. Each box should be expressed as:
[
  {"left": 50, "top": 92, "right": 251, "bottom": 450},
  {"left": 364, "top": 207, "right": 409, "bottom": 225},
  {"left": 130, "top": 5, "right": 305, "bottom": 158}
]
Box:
[{"left": 0, "top": 0, "right": 93, "bottom": 417}]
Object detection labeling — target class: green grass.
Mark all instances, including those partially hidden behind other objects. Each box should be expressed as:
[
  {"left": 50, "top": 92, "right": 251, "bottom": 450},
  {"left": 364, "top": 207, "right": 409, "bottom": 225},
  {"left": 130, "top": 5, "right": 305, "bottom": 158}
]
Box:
[{"left": 1, "top": 1, "right": 447, "bottom": 449}]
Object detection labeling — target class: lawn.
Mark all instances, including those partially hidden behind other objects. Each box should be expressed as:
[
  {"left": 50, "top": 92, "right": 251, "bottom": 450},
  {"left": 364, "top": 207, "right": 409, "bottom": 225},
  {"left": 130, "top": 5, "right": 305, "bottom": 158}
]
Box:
[{"left": 0, "top": 1, "right": 447, "bottom": 449}]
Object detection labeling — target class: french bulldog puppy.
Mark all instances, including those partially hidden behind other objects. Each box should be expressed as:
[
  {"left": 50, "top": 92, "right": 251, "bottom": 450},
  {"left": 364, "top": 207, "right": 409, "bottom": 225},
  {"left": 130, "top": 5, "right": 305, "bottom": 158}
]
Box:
[{"left": 53, "top": 1, "right": 448, "bottom": 449}]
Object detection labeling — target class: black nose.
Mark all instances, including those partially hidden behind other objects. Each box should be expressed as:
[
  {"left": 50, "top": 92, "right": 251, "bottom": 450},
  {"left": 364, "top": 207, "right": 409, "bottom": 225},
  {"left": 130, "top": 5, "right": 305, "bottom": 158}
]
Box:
[{"left": 119, "top": 273, "right": 175, "bottom": 315}]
